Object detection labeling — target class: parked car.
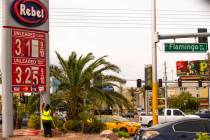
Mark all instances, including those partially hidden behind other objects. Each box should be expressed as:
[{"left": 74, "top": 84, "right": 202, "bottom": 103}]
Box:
[
  {"left": 122, "top": 112, "right": 135, "bottom": 118},
  {"left": 195, "top": 109, "right": 210, "bottom": 118},
  {"left": 96, "top": 115, "right": 140, "bottom": 135},
  {"left": 134, "top": 118, "right": 210, "bottom": 140},
  {"left": 139, "top": 108, "right": 200, "bottom": 127}
]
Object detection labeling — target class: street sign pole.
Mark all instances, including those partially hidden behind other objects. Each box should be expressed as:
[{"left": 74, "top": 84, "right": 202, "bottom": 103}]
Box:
[
  {"left": 2, "top": 0, "right": 13, "bottom": 137},
  {"left": 152, "top": 0, "right": 158, "bottom": 126}
]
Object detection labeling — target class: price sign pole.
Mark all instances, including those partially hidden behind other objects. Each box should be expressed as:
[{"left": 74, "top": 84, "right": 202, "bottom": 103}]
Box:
[
  {"left": 2, "top": 21, "right": 13, "bottom": 137},
  {"left": 2, "top": 0, "right": 49, "bottom": 138}
]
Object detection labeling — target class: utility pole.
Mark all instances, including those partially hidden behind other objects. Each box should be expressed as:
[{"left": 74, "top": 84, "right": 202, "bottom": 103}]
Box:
[
  {"left": 208, "top": 53, "right": 210, "bottom": 110},
  {"left": 164, "top": 62, "right": 168, "bottom": 108},
  {"left": 152, "top": 0, "right": 159, "bottom": 126}
]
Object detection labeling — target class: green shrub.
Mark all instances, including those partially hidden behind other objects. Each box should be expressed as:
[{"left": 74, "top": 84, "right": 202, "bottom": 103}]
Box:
[
  {"left": 64, "top": 120, "right": 81, "bottom": 131},
  {"left": 195, "top": 133, "right": 210, "bottom": 140},
  {"left": 83, "top": 120, "right": 106, "bottom": 134},
  {"left": 112, "top": 128, "right": 120, "bottom": 133},
  {"left": 117, "top": 131, "right": 130, "bottom": 138},
  {"left": 53, "top": 117, "right": 64, "bottom": 129},
  {"left": 27, "top": 114, "right": 40, "bottom": 129}
]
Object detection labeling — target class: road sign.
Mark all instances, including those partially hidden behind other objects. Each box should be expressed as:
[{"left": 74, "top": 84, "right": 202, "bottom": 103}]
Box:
[
  {"left": 165, "top": 43, "right": 208, "bottom": 52},
  {"left": 12, "top": 29, "right": 46, "bottom": 93}
]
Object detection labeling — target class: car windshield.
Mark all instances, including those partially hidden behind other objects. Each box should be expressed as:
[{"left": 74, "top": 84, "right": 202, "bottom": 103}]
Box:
[{"left": 113, "top": 116, "right": 129, "bottom": 122}]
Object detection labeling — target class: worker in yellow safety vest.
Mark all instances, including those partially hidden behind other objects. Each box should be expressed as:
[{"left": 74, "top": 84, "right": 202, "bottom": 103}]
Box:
[{"left": 41, "top": 104, "right": 53, "bottom": 137}]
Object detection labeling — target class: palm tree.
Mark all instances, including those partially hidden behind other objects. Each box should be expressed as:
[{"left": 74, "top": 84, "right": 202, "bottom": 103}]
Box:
[
  {"left": 50, "top": 52, "right": 131, "bottom": 119},
  {"left": 128, "top": 88, "right": 138, "bottom": 109}
]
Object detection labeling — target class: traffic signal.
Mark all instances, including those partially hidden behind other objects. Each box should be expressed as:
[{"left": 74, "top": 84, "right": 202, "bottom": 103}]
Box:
[
  {"left": 178, "top": 78, "right": 182, "bottom": 87},
  {"left": 158, "top": 79, "right": 162, "bottom": 87},
  {"left": 137, "top": 79, "right": 142, "bottom": 88},
  {"left": 145, "top": 65, "right": 152, "bottom": 90},
  {"left": 198, "top": 28, "right": 208, "bottom": 43},
  {"left": 198, "top": 80, "right": 202, "bottom": 87}
]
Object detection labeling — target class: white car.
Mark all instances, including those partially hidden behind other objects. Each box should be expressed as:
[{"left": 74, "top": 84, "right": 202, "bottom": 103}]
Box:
[{"left": 139, "top": 108, "right": 200, "bottom": 127}]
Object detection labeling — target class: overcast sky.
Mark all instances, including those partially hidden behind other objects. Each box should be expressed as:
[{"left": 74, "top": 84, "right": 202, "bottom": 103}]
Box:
[{"left": 1, "top": 0, "right": 210, "bottom": 87}]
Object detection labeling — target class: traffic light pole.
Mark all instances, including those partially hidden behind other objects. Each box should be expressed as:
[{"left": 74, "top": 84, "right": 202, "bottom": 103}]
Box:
[
  {"left": 164, "top": 62, "right": 168, "bottom": 108},
  {"left": 152, "top": 0, "right": 159, "bottom": 126}
]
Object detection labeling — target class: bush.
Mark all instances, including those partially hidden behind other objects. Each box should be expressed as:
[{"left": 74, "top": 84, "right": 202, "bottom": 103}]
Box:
[
  {"left": 53, "top": 117, "right": 64, "bottom": 129},
  {"left": 112, "top": 128, "right": 120, "bottom": 133},
  {"left": 27, "top": 114, "right": 40, "bottom": 129},
  {"left": 117, "top": 131, "right": 130, "bottom": 138},
  {"left": 83, "top": 120, "right": 106, "bottom": 134},
  {"left": 64, "top": 120, "right": 81, "bottom": 131},
  {"left": 195, "top": 133, "right": 210, "bottom": 140}
]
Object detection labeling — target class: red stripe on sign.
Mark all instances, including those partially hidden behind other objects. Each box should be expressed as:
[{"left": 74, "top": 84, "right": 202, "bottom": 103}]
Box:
[{"left": 3, "top": 26, "right": 48, "bottom": 33}]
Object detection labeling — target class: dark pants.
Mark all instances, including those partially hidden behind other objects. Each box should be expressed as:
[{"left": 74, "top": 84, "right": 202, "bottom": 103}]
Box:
[{"left": 43, "top": 121, "right": 52, "bottom": 137}]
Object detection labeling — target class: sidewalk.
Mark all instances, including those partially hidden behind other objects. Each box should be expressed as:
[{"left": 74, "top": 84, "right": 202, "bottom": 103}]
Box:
[{"left": 0, "top": 129, "right": 132, "bottom": 140}]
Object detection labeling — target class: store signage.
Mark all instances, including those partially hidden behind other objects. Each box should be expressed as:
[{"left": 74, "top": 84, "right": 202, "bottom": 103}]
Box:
[
  {"left": 12, "top": 29, "right": 46, "bottom": 92},
  {"left": 11, "top": 0, "right": 48, "bottom": 27},
  {"left": 176, "top": 60, "right": 208, "bottom": 77}
]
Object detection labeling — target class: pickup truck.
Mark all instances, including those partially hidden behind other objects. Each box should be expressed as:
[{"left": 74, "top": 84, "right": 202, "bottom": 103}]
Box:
[{"left": 139, "top": 108, "right": 200, "bottom": 127}]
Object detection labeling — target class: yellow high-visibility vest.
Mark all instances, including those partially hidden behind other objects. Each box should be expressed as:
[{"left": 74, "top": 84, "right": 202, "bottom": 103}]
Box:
[{"left": 41, "top": 110, "right": 52, "bottom": 121}]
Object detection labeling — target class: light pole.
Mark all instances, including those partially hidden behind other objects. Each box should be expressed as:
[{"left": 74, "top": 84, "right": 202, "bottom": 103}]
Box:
[{"left": 152, "top": 0, "right": 159, "bottom": 125}]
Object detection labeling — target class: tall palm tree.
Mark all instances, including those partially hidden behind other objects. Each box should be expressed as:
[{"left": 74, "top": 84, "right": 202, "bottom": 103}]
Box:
[{"left": 50, "top": 52, "right": 131, "bottom": 119}]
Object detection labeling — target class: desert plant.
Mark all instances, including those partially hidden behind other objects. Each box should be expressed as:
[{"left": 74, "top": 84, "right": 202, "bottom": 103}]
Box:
[
  {"left": 83, "top": 120, "right": 106, "bottom": 133},
  {"left": 112, "top": 128, "right": 120, "bottom": 133},
  {"left": 194, "top": 133, "right": 210, "bottom": 140},
  {"left": 27, "top": 114, "right": 40, "bottom": 129},
  {"left": 117, "top": 131, "right": 130, "bottom": 138},
  {"left": 64, "top": 120, "right": 82, "bottom": 131},
  {"left": 53, "top": 117, "right": 64, "bottom": 129}
]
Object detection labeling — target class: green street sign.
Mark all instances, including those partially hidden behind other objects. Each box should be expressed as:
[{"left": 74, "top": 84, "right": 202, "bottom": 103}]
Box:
[{"left": 165, "top": 43, "right": 208, "bottom": 52}]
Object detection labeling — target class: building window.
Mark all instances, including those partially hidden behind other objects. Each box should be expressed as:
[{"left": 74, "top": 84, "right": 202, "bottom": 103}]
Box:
[{"left": 180, "top": 87, "right": 186, "bottom": 91}]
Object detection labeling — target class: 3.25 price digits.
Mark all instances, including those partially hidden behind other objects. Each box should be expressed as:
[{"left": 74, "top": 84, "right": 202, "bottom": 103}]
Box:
[{"left": 13, "top": 65, "right": 45, "bottom": 85}]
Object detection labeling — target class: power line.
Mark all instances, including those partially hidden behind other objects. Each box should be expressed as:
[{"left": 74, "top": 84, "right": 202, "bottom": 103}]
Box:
[
  {"left": 49, "top": 15, "right": 210, "bottom": 20},
  {"left": 49, "top": 10, "right": 210, "bottom": 17},
  {"left": 50, "top": 7, "right": 210, "bottom": 13},
  {"left": 49, "top": 11, "right": 209, "bottom": 16},
  {"left": 50, "top": 21, "right": 210, "bottom": 27},
  {"left": 49, "top": 25, "right": 209, "bottom": 30},
  {"left": 50, "top": 18, "right": 210, "bottom": 23}
]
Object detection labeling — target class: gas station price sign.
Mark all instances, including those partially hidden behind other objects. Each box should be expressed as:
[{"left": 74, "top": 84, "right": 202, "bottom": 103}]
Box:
[{"left": 12, "top": 29, "right": 46, "bottom": 93}]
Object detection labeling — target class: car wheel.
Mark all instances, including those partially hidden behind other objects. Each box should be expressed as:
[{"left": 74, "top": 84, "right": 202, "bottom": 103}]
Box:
[
  {"left": 120, "top": 127, "right": 128, "bottom": 132},
  {"left": 148, "top": 121, "right": 153, "bottom": 127}
]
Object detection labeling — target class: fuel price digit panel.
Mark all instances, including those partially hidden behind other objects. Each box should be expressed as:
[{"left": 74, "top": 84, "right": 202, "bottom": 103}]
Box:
[{"left": 12, "top": 29, "right": 46, "bottom": 93}]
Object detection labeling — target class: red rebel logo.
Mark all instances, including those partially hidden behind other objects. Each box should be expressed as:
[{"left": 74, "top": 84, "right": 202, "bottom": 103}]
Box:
[{"left": 11, "top": 0, "right": 48, "bottom": 27}]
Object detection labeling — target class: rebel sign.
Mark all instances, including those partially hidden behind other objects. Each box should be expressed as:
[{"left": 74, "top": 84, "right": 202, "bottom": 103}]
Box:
[{"left": 11, "top": 0, "right": 48, "bottom": 27}]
